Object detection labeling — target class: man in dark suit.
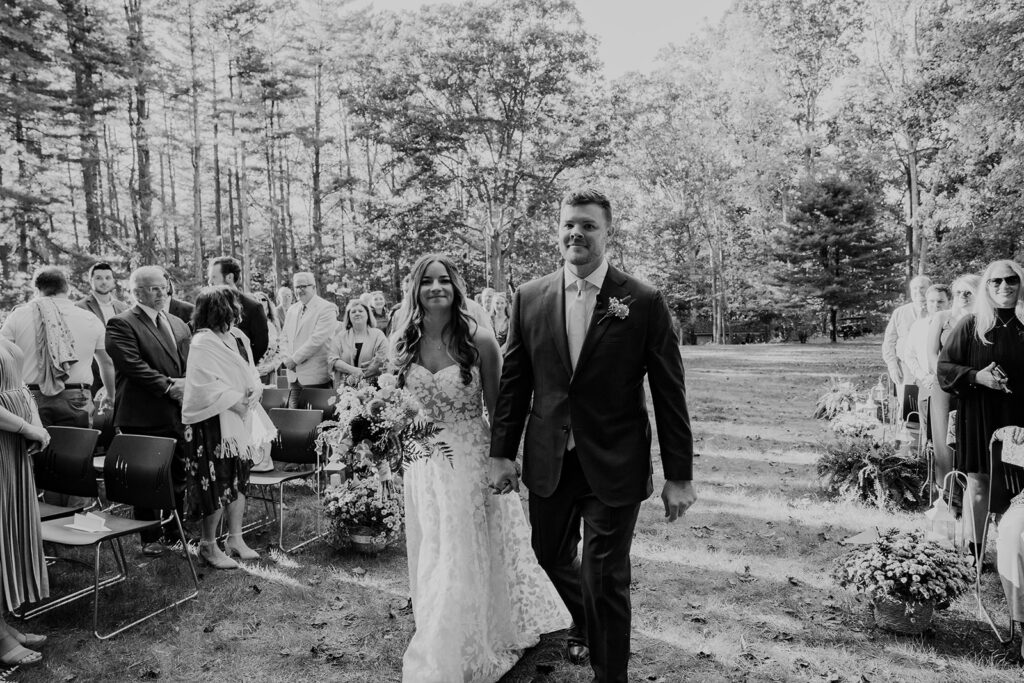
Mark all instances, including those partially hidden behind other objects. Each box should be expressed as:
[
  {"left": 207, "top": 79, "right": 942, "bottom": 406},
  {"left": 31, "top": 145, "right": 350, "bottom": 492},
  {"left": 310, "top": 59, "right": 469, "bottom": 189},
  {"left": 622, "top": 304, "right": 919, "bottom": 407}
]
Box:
[
  {"left": 208, "top": 255, "right": 269, "bottom": 363},
  {"left": 164, "top": 274, "right": 195, "bottom": 327},
  {"left": 106, "top": 266, "right": 192, "bottom": 556},
  {"left": 488, "top": 189, "right": 696, "bottom": 683},
  {"left": 78, "top": 262, "right": 129, "bottom": 398}
]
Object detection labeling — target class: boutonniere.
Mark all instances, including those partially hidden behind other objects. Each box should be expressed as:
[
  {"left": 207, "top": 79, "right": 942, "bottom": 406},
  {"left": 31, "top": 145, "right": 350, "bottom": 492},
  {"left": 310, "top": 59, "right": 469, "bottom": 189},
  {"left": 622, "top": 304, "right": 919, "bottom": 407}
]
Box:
[{"left": 597, "top": 295, "right": 634, "bottom": 325}]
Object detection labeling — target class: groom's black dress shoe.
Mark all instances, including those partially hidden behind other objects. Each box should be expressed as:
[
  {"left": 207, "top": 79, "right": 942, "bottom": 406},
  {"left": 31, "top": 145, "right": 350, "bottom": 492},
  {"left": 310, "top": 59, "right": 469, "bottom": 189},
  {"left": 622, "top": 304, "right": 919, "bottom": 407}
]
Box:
[{"left": 566, "top": 642, "right": 589, "bottom": 665}]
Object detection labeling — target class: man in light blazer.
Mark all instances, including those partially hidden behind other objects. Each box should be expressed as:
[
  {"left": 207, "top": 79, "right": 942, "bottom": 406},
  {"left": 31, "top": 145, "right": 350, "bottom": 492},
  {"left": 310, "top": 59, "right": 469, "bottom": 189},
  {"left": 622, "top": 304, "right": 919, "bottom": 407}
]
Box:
[
  {"left": 282, "top": 272, "right": 338, "bottom": 408},
  {"left": 489, "top": 189, "right": 696, "bottom": 683}
]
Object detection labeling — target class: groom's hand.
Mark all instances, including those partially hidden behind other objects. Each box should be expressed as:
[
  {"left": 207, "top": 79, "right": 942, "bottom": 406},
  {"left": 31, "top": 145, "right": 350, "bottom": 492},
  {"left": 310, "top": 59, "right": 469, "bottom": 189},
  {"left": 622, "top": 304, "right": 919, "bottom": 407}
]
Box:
[
  {"left": 487, "top": 458, "right": 520, "bottom": 495},
  {"left": 662, "top": 480, "right": 696, "bottom": 522}
]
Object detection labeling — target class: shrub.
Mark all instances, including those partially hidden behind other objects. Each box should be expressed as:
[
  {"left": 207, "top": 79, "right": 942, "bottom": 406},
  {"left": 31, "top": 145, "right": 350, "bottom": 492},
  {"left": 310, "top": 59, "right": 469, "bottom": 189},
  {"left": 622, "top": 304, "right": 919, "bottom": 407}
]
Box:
[
  {"left": 814, "top": 377, "right": 859, "bottom": 420},
  {"left": 816, "top": 437, "right": 927, "bottom": 511}
]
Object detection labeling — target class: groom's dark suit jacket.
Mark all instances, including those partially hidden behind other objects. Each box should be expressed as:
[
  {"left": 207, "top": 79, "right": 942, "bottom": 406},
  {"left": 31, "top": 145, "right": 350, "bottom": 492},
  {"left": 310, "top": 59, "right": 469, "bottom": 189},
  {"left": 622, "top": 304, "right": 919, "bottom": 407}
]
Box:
[
  {"left": 105, "top": 306, "right": 191, "bottom": 429},
  {"left": 490, "top": 264, "right": 693, "bottom": 506}
]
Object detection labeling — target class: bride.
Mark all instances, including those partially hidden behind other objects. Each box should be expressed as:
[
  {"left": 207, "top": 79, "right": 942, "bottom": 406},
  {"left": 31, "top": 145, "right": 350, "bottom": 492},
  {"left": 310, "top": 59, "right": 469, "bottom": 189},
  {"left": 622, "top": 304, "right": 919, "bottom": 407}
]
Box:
[{"left": 392, "top": 254, "right": 568, "bottom": 682}]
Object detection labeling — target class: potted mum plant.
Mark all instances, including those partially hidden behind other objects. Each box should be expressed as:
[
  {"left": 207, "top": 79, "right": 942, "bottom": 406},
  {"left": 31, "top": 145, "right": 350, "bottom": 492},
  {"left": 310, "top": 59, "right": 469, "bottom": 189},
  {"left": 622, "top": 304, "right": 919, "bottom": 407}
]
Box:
[
  {"left": 832, "top": 528, "right": 974, "bottom": 633},
  {"left": 323, "top": 473, "right": 403, "bottom": 555}
]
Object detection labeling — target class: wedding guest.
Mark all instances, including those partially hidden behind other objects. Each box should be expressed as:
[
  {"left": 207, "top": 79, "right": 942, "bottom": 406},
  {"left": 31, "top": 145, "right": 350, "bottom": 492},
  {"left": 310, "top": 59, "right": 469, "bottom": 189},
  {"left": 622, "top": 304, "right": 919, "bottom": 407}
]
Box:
[
  {"left": 106, "top": 266, "right": 191, "bottom": 556},
  {"left": 275, "top": 286, "right": 293, "bottom": 324},
  {"left": 327, "top": 300, "right": 387, "bottom": 388},
  {"left": 182, "top": 286, "right": 270, "bottom": 569},
  {"left": 252, "top": 292, "right": 284, "bottom": 381},
  {"left": 489, "top": 292, "right": 511, "bottom": 347},
  {"left": 368, "top": 290, "right": 389, "bottom": 332},
  {"left": 207, "top": 256, "right": 269, "bottom": 364},
  {"left": 281, "top": 272, "right": 337, "bottom": 408},
  {"left": 884, "top": 274, "right": 931, "bottom": 420},
  {"left": 78, "top": 262, "right": 128, "bottom": 397},
  {"left": 904, "top": 283, "right": 951, "bottom": 453},
  {"left": 78, "top": 262, "right": 128, "bottom": 324},
  {"left": 928, "top": 274, "right": 980, "bottom": 491},
  {"left": 163, "top": 273, "right": 195, "bottom": 327},
  {"left": 991, "top": 431, "right": 1024, "bottom": 659},
  {"left": 938, "top": 260, "right": 1024, "bottom": 560},
  {"left": 0, "top": 337, "right": 50, "bottom": 667},
  {"left": 1, "top": 267, "right": 115, "bottom": 429}
]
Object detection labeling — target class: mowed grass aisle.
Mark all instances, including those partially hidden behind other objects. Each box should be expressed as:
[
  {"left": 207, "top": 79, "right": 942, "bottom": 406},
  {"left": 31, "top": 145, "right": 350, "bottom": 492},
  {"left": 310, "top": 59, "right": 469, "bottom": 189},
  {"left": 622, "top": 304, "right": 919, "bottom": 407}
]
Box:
[{"left": 17, "top": 341, "right": 1023, "bottom": 682}]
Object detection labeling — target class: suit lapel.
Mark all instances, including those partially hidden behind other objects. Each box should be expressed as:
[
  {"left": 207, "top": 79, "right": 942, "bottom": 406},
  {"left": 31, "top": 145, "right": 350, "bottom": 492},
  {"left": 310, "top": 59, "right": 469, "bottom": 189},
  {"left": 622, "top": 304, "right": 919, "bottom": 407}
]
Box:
[
  {"left": 85, "top": 296, "right": 102, "bottom": 321},
  {"left": 133, "top": 306, "right": 180, "bottom": 371},
  {"left": 543, "top": 270, "right": 573, "bottom": 377},
  {"left": 573, "top": 265, "right": 629, "bottom": 376}
]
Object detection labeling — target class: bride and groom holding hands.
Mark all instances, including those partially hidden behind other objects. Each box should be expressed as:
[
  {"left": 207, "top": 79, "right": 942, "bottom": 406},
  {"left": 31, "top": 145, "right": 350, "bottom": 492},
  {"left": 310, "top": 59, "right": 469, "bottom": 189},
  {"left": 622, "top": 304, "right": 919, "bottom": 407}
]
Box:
[{"left": 399, "top": 188, "right": 696, "bottom": 683}]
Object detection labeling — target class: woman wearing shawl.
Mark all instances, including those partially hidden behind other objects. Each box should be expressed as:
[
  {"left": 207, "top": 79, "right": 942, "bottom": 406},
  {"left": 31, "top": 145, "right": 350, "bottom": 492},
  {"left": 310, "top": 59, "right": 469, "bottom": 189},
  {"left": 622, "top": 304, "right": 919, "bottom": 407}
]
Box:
[{"left": 182, "top": 286, "right": 276, "bottom": 569}]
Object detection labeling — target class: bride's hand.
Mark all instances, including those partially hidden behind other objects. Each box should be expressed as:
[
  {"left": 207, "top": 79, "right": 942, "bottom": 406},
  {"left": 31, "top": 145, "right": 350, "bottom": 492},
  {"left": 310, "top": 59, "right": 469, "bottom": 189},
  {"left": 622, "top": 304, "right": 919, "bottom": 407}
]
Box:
[{"left": 487, "top": 458, "right": 519, "bottom": 495}]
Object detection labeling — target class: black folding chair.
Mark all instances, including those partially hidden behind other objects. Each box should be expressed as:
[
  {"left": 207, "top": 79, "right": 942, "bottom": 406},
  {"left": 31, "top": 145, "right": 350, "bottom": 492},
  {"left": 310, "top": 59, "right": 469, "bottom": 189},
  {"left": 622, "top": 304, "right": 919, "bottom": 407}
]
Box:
[
  {"left": 21, "top": 434, "right": 200, "bottom": 639},
  {"left": 260, "top": 388, "right": 290, "bottom": 411},
  {"left": 248, "top": 408, "right": 324, "bottom": 552},
  {"left": 33, "top": 426, "right": 101, "bottom": 521},
  {"left": 276, "top": 375, "right": 290, "bottom": 389},
  {"left": 297, "top": 387, "right": 336, "bottom": 420},
  {"left": 977, "top": 428, "right": 1024, "bottom": 642}
]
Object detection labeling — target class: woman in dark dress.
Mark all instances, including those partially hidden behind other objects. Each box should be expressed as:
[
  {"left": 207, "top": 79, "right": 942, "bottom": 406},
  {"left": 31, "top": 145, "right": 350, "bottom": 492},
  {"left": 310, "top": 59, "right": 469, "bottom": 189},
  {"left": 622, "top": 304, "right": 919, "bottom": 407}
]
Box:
[
  {"left": 182, "top": 287, "right": 274, "bottom": 569},
  {"left": 938, "top": 259, "right": 1024, "bottom": 557}
]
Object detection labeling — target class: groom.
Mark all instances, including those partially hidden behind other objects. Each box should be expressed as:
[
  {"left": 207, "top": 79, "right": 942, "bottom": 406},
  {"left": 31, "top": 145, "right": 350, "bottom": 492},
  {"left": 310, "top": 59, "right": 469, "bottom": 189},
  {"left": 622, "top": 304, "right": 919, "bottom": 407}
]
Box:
[{"left": 489, "top": 188, "right": 696, "bottom": 683}]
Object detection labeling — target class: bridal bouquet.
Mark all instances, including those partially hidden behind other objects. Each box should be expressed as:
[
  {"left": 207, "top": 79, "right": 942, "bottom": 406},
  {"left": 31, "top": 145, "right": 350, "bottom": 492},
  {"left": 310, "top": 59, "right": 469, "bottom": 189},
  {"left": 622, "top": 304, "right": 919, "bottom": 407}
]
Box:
[{"left": 315, "top": 372, "right": 452, "bottom": 476}]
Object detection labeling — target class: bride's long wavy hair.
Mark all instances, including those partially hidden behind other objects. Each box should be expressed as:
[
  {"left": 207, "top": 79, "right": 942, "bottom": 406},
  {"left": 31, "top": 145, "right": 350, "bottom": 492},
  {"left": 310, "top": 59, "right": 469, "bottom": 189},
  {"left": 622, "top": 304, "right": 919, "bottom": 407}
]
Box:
[{"left": 390, "top": 254, "right": 479, "bottom": 387}]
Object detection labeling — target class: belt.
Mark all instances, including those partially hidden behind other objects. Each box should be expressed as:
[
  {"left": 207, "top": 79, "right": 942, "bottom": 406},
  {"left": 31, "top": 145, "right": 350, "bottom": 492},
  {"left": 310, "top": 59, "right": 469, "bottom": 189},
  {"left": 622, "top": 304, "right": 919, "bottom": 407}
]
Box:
[{"left": 27, "top": 384, "right": 91, "bottom": 392}]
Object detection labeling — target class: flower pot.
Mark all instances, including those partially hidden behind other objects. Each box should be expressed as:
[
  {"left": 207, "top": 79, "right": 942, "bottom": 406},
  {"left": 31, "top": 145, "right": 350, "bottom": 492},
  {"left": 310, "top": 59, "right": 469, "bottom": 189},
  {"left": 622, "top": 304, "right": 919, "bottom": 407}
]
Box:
[
  {"left": 872, "top": 595, "right": 935, "bottom": 634},
  {"left": 349, "top": 526, "right": 387, "bottom": 555}
]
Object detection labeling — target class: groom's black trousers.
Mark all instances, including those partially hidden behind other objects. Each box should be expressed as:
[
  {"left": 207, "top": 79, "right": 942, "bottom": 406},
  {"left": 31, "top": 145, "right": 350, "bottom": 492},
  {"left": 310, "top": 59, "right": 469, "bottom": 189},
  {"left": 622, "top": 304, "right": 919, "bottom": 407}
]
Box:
[{"left": 529, "top": 448, "right": 640, "bottom": 683}]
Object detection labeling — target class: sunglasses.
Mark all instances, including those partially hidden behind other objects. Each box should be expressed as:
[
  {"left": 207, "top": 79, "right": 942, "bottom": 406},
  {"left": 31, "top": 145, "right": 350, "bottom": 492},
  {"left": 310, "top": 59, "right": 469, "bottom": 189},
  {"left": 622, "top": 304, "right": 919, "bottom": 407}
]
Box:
[
  {"left": 988, "top": 275, "right": 1021, "bottom": 288},
  {"left": 952, "top": 290, "right": 973, "bottom": 297}
]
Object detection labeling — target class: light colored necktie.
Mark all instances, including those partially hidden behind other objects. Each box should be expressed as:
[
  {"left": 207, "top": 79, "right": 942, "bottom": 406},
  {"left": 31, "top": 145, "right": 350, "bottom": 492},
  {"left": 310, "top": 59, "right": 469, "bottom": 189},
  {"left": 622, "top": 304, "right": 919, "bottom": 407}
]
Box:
[{"left": 568, "top": 278, "right": 588, "bottom": 369}]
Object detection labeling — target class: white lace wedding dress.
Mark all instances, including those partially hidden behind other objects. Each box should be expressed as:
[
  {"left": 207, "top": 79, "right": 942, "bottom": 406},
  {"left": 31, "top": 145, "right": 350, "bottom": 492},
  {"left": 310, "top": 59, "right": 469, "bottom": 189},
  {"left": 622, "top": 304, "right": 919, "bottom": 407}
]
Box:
[{"left": 402, "top": 363, "right": 569, "bottom": 683}]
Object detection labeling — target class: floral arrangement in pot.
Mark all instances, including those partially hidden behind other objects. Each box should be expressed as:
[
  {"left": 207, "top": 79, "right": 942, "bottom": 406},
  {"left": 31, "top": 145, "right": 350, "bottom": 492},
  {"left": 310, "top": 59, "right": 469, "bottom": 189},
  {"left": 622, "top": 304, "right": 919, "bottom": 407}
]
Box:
[
  {"left": 322, "top": 471, "right": 403, "bottom": 553},
  {"left": 832, "top": 528, "right": 974, "bottom": 633}
]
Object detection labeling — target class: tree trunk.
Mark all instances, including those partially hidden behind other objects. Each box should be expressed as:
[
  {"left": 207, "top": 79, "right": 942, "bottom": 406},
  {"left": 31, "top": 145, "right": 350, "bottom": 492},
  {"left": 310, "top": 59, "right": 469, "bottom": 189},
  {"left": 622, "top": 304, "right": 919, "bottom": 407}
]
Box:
[
  {"left": 829, "top": 306, "right": 838, "bottom": 343},
  {"left": 311, "top": 61, "right": 324, "bottom": 284},
  {"left": 907, "top": 142, "right": 924, "bottom": 277},
  {"left": 58, "top": 0, "right": 104, "bottom": 251},
  {"left": 126, "top": 0, "right": 155, "bottom": 262},
  {"left": 188, "top": 0, "right": 203, "bottom": 282},
  {"left": 211, "top": 52, "right": 224, "bottom": 255},
  {"left": 264, "top": 101, "right": 281, "bottom": 284}
]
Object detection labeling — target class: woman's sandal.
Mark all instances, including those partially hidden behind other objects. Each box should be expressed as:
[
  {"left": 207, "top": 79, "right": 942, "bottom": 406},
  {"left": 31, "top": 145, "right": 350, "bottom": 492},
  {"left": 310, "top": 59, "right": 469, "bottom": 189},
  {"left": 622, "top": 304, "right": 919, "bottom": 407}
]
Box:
[
  {"left": 6, "top": 627, "right": 46, "bottom": 648},
  {"left": 0, "top": 637, "right": 41, "bottom": 667}
]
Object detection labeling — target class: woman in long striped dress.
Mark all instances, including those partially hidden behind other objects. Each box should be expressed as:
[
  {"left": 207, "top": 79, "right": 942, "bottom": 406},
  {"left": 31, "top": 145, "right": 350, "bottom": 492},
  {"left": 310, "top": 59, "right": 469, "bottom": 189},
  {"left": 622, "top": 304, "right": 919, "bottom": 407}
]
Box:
[{"left": 0, "top": 337, "right": 51, "bottom": 666}]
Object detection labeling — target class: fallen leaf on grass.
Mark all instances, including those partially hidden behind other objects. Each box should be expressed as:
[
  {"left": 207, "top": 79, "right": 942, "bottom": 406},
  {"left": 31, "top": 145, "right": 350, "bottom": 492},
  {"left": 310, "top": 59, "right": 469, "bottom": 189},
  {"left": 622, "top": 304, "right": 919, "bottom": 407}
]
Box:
[
  {"left": 690, "top": 616, "right": 708, "bottom": 624},
  {"left": 687, "top": 602, "right": 702, "bottom": 609},
  {"left": 697, "top": 651, "right": 714, "bottom": 659},
  {"left": 202, "top": 623, "right": 216, "bottom": 633},
  {"left": 249, "top": 584, "right": 262, "bottom": 595},
  {"left": 139, "top": 669, "right": 161, "bottom": 680},
  {"left": 817, "top": 532, "right": 829, "bottom": 542},
  {"left": 787, "top": 577, "right": 803, "bottom": 587},
  {"left": 349, "top": 567, "right": 367, "bottom": 577}
]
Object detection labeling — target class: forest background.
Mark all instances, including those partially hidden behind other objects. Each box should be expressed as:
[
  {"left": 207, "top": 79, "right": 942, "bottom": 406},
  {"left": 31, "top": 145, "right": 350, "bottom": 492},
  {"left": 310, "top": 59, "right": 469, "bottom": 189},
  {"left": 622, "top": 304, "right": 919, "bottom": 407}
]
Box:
[{"left": 2, "top": 0, "right": 1021, "bottom": 342}]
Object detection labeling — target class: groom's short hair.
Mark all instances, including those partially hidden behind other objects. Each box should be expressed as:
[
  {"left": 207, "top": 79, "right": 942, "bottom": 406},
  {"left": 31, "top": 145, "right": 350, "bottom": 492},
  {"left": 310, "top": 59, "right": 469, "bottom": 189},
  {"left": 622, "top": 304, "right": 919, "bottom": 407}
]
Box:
[{"left": 561, "top": 188, "right": 612, "bottom": 225}]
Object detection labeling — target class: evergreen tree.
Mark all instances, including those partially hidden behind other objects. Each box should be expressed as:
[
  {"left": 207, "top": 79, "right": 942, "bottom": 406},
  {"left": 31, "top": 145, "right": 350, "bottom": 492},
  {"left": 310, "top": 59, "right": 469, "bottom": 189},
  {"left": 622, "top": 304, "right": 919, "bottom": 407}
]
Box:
[{"left": 775, "top": 177, "right": 902, "bottom": 341}]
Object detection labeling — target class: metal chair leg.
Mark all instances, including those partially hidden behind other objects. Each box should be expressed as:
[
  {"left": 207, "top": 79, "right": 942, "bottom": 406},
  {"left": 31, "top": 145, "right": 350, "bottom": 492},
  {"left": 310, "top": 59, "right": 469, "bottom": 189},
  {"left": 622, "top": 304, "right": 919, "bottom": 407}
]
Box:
[{"left": 975, "top": 513, "right": 1015, "bottom": 643}]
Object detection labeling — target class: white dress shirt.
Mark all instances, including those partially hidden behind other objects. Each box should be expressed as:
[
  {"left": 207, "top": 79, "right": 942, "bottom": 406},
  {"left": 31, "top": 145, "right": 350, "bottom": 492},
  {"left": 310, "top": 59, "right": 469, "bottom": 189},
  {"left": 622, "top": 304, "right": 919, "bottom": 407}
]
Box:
[
  {"left": 562, "top": 258, "right": 609, "bottom": 449},
  {"left": 0, "top": 297, "right": 105, "bottom": 385}
]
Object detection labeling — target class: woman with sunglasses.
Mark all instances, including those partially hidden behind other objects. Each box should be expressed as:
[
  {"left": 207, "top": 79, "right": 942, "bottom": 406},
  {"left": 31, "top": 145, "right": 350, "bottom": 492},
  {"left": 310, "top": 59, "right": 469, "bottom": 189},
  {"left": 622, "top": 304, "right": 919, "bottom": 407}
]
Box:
[
  {"left": 926, "top": 274, "right": 980, "bottom": 497},
  {"left": 938, "top": 261, "right": 1024, "bottom": 564}
]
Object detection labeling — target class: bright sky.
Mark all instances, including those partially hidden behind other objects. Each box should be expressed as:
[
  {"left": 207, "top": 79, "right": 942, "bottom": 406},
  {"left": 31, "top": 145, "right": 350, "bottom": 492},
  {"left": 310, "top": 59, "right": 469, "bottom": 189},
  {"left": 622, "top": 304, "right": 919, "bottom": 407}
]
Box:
[{"left": 358, "top": 0, "right": 732, "bottom": 77}]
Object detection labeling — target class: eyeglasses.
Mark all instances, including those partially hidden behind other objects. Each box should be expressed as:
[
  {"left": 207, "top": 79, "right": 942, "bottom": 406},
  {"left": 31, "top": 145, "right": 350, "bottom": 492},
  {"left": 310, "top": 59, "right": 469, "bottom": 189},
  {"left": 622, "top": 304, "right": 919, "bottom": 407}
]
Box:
[
  {"left": 294, "top": 284, "right": 313, "bottom": 290},
  {"left": 139, "top": 285, "right": 167, "bottom": 294},
  {"left": 987, "top": 275, "right": 1021, "bottom": 288}
]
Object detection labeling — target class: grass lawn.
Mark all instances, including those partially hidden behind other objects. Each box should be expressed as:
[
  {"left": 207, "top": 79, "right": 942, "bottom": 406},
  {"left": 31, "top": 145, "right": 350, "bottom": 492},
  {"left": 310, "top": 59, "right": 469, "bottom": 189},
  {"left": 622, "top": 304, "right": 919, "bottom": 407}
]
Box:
[{"left": 12, "top": 339, "right": 1023, "bottom": 682}]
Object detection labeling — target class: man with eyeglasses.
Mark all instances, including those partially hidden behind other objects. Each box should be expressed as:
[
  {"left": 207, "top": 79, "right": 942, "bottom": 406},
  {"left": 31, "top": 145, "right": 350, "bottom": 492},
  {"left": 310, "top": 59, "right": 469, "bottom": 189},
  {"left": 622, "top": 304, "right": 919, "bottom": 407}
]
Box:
[
  {"left": 105, "top": 266, "right": 192, "bottom": 556},
  {"left": 883, "top": 274, "right": 932, "bottom": 422},
  {"left": 281, "top": 272, "right": 338, "bottom": 408}
]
